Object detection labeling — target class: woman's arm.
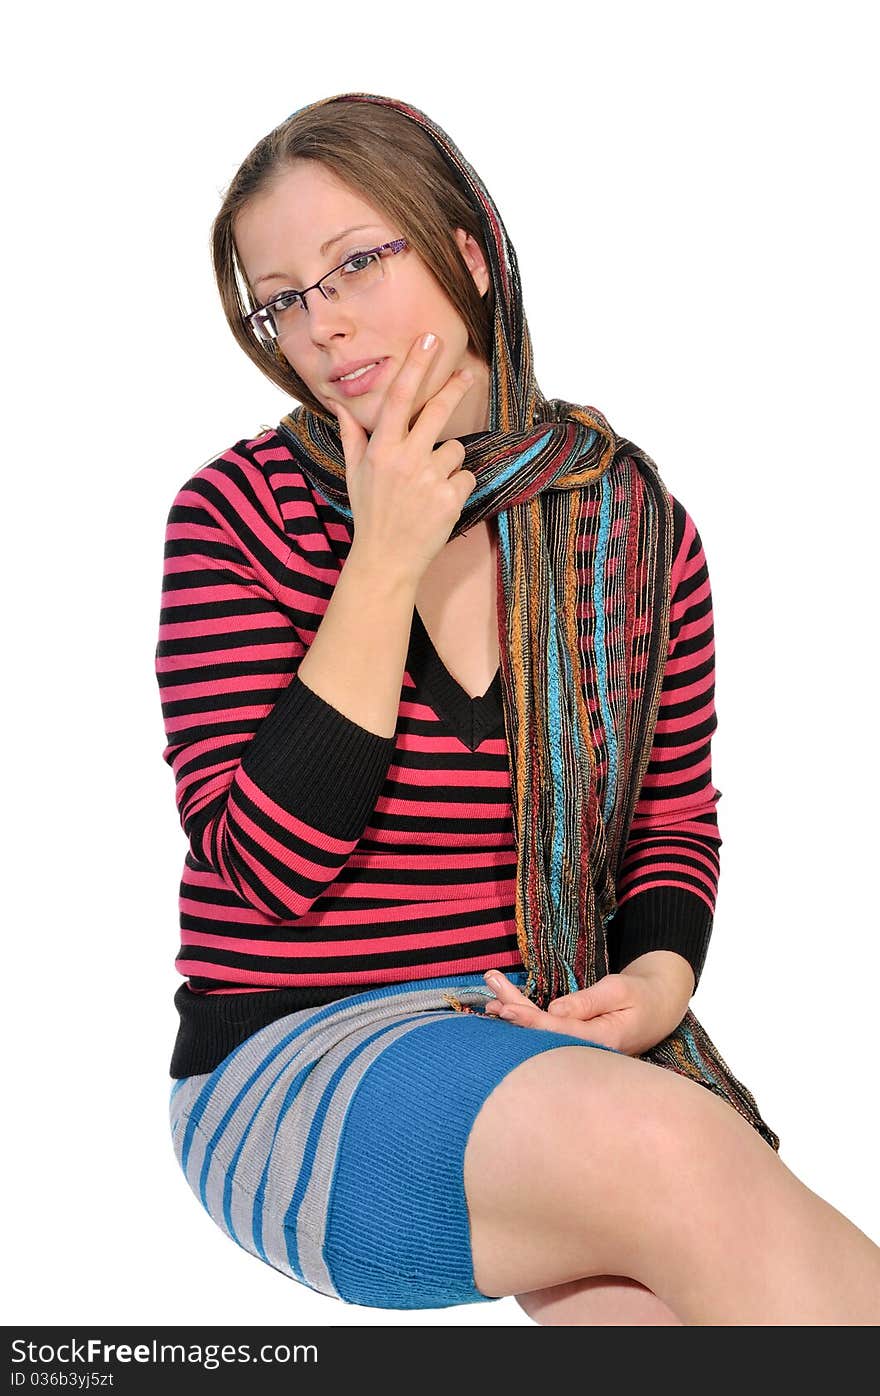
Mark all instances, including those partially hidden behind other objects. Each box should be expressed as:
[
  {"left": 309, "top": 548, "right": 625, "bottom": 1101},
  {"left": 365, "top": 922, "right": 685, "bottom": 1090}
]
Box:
[
  {"left": 607, "top": 494, "right": 723, "bottom": 1000},
  {"left": 155, "top": 448, "right": 404, "bottom": 920},
  {"left": 619, "top": 949, "right": 696, "bottom": 1011}
]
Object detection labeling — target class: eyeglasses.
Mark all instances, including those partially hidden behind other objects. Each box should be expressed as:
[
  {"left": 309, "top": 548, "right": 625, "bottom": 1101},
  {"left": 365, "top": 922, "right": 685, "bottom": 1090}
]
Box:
[{"left": 244, "top": 238, "right": 409, "bottom": 346}]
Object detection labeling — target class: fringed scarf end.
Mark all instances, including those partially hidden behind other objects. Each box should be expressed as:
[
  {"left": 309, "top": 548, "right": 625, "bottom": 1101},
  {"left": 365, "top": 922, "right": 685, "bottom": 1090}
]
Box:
[{"left": 441, "top": 991, "right": 480, "bottom": 1015}]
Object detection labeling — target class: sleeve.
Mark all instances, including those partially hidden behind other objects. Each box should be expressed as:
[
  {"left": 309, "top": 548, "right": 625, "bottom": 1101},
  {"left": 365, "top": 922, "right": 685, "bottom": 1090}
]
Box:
[
  {"left": 607, "top": 494, "right": 723, "bottom": 993},
  {"left": 154, "top": 453, "right": 398, "bottom": 921}
]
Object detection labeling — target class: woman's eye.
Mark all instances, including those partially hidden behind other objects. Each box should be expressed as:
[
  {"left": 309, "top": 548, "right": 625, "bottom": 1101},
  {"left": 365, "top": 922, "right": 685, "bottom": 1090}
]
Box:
[
  {"left": 272, "top": 292, "right": 302, "bottom": 312},
  {"left": 341, "top": 252, "right": 375, "bottom": 274}
]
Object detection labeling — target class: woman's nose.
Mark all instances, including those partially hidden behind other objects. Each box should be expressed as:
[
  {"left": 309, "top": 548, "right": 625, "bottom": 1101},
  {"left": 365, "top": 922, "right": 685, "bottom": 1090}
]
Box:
[{"left": 300, "top": 286, "right": 358, "bottom": 345}]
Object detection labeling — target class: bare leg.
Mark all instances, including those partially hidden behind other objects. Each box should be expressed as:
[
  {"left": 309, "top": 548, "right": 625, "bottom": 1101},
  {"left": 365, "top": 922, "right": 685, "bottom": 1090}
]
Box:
[
  {"left": 463, "top": 1043, "right": 880, "bottom": 1325},
  {"left": 516, "top": 1274, "right": 683, "bottom": 1326},
  {"left": 639, "top": 1142, "right": 880, "bottom": 1326}
]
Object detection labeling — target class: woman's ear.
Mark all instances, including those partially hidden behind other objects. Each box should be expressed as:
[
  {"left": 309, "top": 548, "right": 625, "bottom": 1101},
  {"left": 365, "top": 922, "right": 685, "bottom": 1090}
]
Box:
[{"left": 454, "top": 228, "right": 491, "bottom": 299}]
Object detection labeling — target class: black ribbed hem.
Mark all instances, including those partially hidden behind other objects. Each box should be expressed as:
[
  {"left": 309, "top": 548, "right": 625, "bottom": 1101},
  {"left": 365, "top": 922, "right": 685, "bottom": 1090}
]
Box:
[
  {"left": 169, "top": 981, "right": 365, "bottom": 1078},
  {"left": 607, "top": 886, "right": 713, "bottom": 992},
  {"left": 239, "top": 672, "right": 398, "bottom": 838}
]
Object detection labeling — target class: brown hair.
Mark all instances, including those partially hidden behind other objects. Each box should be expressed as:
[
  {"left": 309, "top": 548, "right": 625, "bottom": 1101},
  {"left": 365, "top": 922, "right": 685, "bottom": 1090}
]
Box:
[{"left": 211, "top": 99, "right": 495, "bottom": 421}]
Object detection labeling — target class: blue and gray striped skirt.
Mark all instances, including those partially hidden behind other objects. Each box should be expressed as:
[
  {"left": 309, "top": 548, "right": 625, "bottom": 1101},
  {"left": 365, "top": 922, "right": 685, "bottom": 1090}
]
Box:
[{"left": 169, "top": 970, "right": 618, "bottom": 1311}]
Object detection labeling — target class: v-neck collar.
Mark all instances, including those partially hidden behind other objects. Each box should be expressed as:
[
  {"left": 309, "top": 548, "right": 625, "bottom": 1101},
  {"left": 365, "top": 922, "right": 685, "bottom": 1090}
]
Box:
[{"left": 406, "top": 606, "right": 504, "bottom": 752}]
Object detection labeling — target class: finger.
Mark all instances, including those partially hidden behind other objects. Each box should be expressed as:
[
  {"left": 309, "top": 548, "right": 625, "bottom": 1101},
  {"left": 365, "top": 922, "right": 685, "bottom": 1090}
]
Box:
[
  {"left": 547, "top": 977, "right": 628, "bottom": 1019},
  {"left": 485, "top": 974, "right": 541, "bottom": 1024},
  {"left": 334, "top": 398, "right": 365, "bottom": 469},
  {"left": 406, "top": 367, "right": 476, "bottom": 453},
  {"left": 502, "top": 1002, "right": 618, "bottom": 1048},
  {"left": 496, "top": 999, "right": 545, "bottom": 1026},
  {"left": 369, "top": 332, "right": 446, "bottom": 446},
  {"left": 483, "top": 971, "right": 531, "bottom": 1006}
]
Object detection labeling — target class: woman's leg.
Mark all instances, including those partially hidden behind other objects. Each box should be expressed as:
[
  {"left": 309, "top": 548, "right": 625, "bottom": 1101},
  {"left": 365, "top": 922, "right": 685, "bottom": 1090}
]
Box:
[
  {"left": 462, "top": 1044, "right": 880, "bottom": 1324},
  {"left": 515, "top": 1274, "right": 683, "bottom": 1326}
]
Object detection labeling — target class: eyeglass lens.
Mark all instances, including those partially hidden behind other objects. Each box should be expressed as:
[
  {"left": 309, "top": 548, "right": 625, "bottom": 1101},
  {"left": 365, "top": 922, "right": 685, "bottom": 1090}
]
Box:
[{"left": 254, "top": 251, "right": 386, "bottom": 344}]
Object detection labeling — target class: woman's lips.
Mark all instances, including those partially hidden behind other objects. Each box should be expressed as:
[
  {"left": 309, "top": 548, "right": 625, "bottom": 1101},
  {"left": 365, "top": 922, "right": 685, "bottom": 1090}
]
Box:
[{"left": 332, "top": 358, "right": 389, "bottom": 397}]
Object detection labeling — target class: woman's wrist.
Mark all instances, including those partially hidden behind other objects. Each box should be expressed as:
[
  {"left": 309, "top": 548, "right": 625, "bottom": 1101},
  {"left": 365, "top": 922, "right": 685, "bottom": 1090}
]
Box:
[{"left": 619, "top": 950, "right": 696, "bottom": 1007}]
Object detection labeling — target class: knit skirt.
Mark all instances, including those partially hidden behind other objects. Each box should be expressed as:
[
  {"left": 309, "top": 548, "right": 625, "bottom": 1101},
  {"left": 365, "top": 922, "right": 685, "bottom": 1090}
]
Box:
[{"left": 168, "top": 970, "right": 622, "bottom": 1311}]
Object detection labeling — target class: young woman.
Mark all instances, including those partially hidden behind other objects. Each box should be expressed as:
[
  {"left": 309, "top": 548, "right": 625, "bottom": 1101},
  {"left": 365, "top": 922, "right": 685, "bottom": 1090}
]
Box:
[{"left": 157, "top": 92, "right": 880, "bottom": 1324}]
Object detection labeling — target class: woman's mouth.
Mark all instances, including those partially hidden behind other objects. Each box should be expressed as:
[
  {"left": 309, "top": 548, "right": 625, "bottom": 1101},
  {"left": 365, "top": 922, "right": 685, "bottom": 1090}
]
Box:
[{"left": 332, "top": 358, "right": 389, "bottom": 397}]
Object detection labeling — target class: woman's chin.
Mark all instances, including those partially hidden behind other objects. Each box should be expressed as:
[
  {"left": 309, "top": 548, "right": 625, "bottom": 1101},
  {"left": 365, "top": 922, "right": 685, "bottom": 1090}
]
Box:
[{"left": 350, "top": 402, "right": 383, "bottom": 433}]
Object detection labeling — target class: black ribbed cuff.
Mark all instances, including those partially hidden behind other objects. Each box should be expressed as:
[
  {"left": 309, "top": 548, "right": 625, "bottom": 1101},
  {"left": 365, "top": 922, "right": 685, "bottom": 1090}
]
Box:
[
  {"left": 607, "top": 886, "right": 713, "bottom": 991},
  {"left": 239, "top": 672, "right": 397, "bottom": 838}
]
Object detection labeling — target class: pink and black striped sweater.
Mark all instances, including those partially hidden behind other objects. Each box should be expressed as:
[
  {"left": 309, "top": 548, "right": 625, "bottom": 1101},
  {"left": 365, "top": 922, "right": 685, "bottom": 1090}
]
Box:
[{"left": 155, "top": 427, "right": 723, "bottom": 1077}]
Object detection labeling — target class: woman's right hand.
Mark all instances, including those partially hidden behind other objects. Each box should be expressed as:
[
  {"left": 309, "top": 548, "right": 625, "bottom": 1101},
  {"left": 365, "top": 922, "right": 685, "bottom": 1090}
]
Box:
[{"left": 333, "top": 332, "right": 479, "bottom": 589}]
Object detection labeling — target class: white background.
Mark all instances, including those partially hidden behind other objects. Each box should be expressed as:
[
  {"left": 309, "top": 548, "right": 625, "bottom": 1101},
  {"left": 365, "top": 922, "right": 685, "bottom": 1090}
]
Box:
[{"left": 5, "top": 0, "right": 877, "bottom": 1328}]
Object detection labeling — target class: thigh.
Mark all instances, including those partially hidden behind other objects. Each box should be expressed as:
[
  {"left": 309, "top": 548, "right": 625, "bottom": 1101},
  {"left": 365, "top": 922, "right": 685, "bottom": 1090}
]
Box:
[{"left": 462, "top": 1034, "right": 776, "bottom": 1301}]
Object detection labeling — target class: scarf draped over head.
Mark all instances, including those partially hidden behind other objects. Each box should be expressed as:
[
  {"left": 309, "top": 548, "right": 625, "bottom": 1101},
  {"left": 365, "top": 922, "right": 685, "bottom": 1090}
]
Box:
[{"left": 273, "top": 92, "right": 779, "bottom": 1152}]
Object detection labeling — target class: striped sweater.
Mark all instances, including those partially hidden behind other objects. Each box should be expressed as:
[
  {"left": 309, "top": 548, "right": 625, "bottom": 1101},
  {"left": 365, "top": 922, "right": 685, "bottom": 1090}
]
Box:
[{"left": 156, "top": 427, "right": 723, "bottom": 1077}]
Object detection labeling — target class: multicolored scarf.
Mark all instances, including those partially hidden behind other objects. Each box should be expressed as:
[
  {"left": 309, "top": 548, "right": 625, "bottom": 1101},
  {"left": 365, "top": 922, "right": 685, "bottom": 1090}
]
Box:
[{"left": 274, "top": 93, "right": 778, "bottom": 1151}]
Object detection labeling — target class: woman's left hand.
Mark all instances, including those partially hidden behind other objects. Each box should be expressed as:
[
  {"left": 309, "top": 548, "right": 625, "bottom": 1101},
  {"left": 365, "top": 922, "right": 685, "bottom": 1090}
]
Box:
[{"left": 482, "top": 968, "right": 688, "bottom": 1057}]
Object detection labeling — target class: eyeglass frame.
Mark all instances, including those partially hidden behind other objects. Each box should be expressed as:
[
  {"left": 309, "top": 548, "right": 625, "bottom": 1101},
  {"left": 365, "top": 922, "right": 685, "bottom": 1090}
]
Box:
[{"left": 244, "top": 238, "right": 410, "bottom": 342}]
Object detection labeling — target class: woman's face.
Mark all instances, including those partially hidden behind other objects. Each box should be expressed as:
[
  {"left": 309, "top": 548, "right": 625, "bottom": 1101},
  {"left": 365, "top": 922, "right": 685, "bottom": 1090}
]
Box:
[{"left": 234, "top": 160, "right": 492, "bottom": 440}]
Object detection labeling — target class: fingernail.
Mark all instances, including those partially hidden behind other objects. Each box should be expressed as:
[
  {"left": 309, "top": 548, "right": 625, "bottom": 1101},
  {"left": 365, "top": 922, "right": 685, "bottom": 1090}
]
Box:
[
  {"left": 484, "top": 972, "right": 501, "bottom": 987},
  {"left": 421, "top": 332, "right": 437, "bottom": 350}
]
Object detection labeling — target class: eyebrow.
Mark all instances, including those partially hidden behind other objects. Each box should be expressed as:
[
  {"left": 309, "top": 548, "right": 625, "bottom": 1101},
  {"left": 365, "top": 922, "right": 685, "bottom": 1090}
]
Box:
[{"left": 252, "top": 225, "right": 380, "bottom": 290}]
